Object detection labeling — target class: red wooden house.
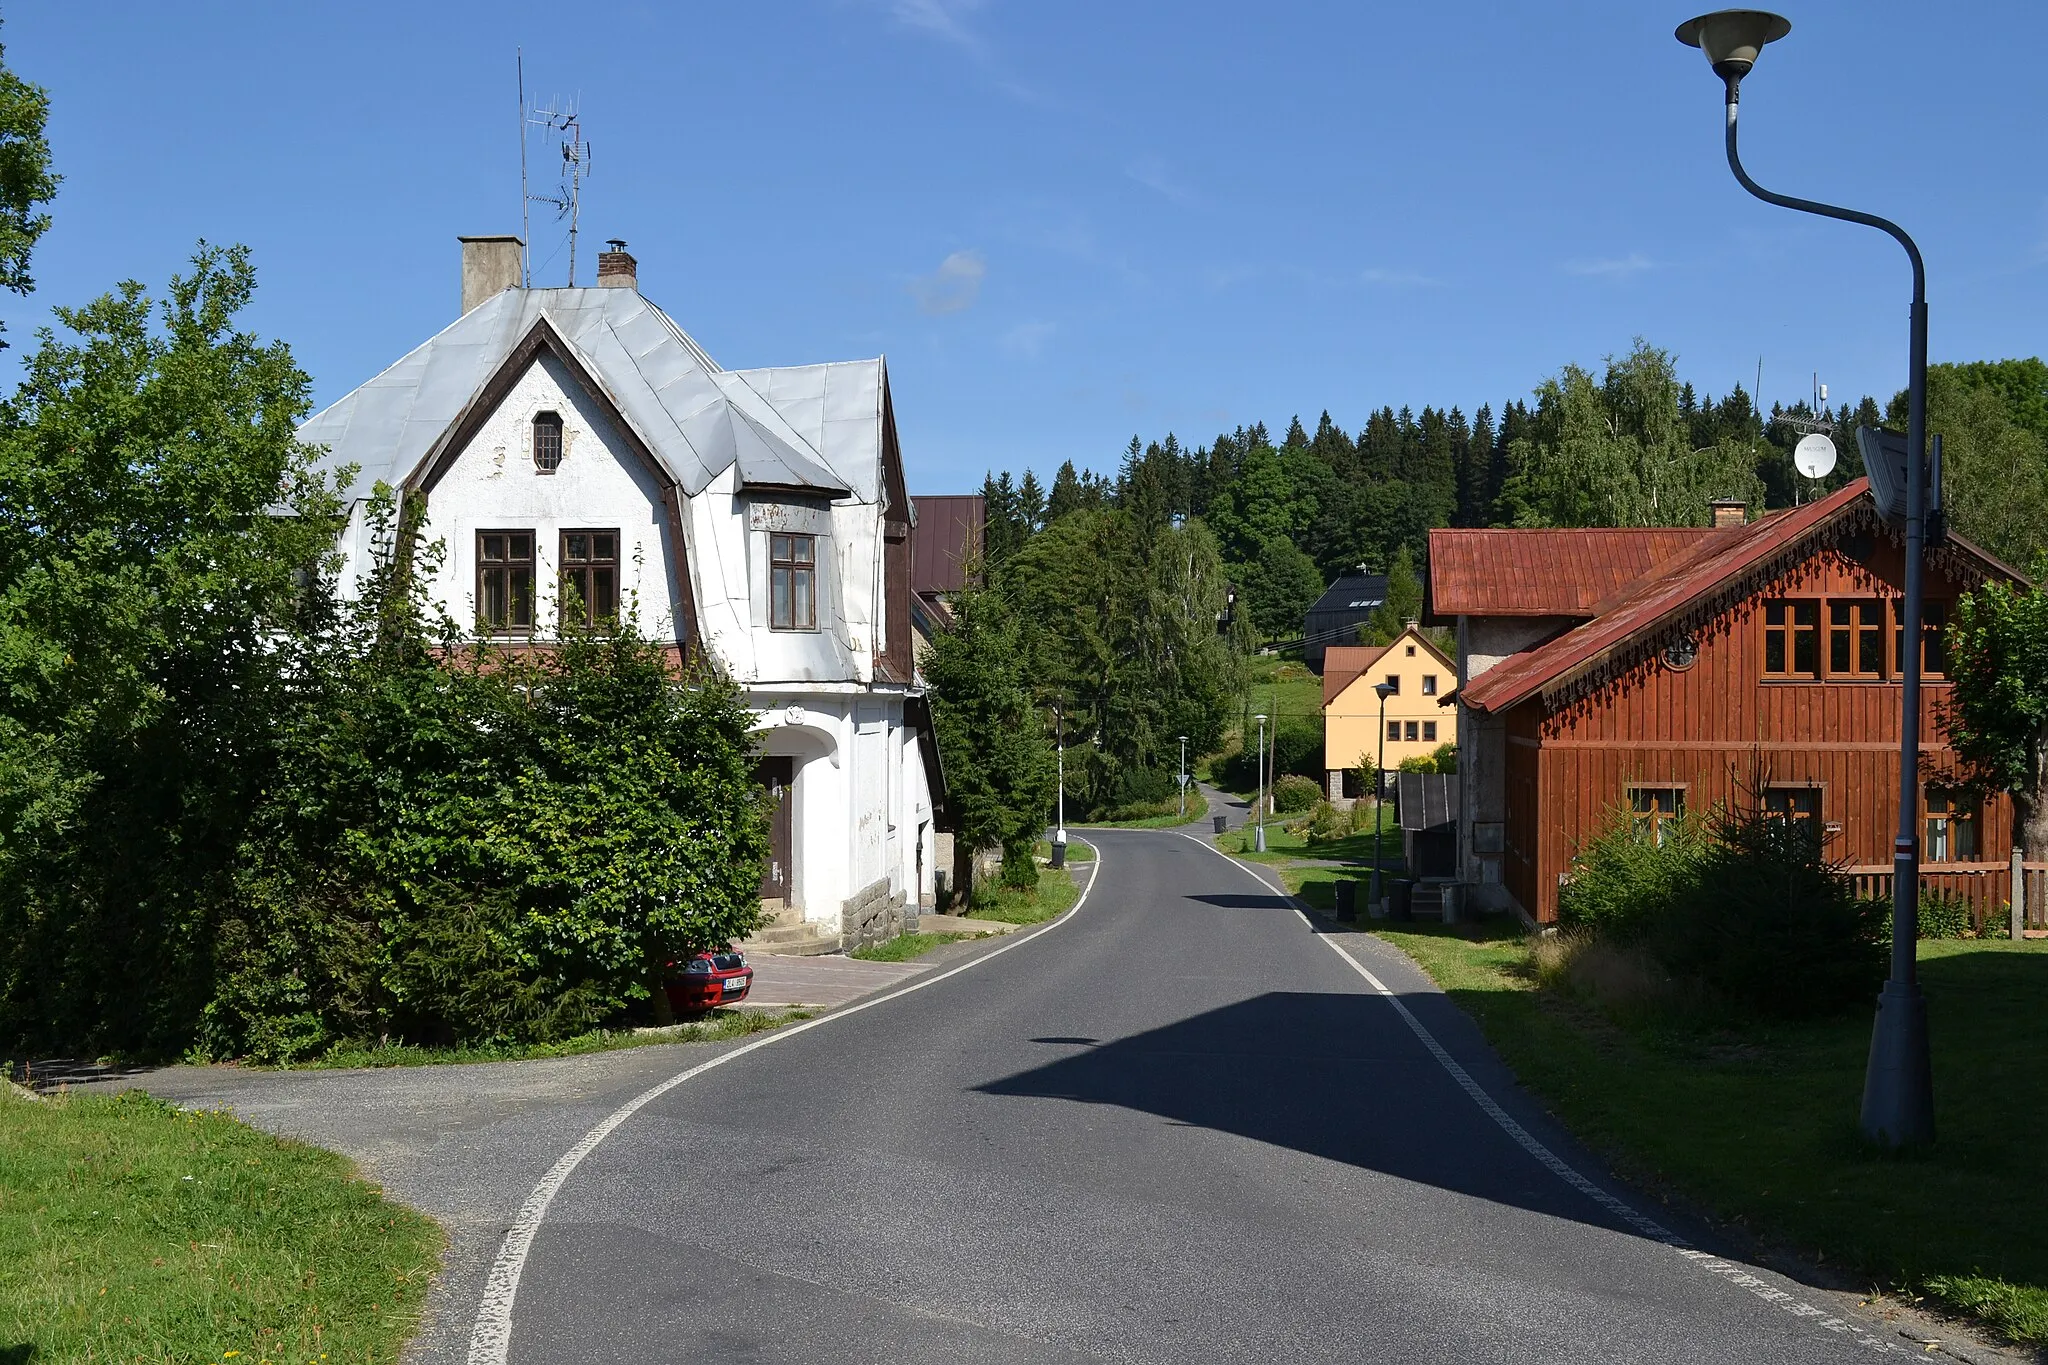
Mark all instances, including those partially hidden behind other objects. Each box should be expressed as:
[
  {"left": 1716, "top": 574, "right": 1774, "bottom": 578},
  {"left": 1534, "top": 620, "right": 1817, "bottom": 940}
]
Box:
[{"left": 1430, "top": 480, "right": 2028, "bottom": 925}]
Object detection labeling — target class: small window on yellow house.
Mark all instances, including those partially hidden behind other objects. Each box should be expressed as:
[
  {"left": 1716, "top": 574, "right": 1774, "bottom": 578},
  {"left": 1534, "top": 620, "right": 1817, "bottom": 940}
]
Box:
[{"left": 1422, "top": 674, "right": 1438, "bottom": 695}]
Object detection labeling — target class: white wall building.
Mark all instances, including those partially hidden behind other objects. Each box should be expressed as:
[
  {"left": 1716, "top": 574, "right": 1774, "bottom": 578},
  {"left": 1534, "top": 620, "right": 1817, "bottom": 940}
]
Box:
[{"left": 302, "top": 237, "right": 940, "bottom": 950}]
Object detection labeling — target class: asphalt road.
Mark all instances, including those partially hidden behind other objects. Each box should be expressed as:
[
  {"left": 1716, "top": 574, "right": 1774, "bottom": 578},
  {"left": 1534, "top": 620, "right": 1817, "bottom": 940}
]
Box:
[{"left": 499, "top": 830, "right": 1904, "bottom": 1364}]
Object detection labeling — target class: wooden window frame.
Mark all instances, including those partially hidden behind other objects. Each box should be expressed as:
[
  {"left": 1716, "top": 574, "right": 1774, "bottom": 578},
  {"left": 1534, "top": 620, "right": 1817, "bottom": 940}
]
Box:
[
  {"left": 1923, "top": 787, "right": 1979, "bottom": 864},
  {"left": 1762, "top": 599, "right": 1821, "bottom": 679},
  {"left": 1422, "top": 673, "right": 1438, "bottom": 696},
  {"left": 477, "top": 529, "right": 536, "bottom": 636},
  {"left": 1828, "top": 598, "right": 1886, "bottom": 679},
  {"left": 1894, "top": 599, "right": 1949, "bottom": 678},
  {"left": 1422, "top": 720, "right": 1437, "bottom": 742},
  {"left": 1386, "top": 719, "right": 1401, "bottom": 742},
  {"left": 1627, "top": 784, "right": 1686, "bottom": 845},
  {"left": 1382, "top": 673, "right": 1401, "bottom": 694},
  {"left": 769, "top": 532, "right": 818, "bottom": 632},
  {"left": 560, "top": 528, "right": 620, "bottom": 627},
  {"left": 1403, "top": 720, "right": 1420, "bottom": 742},
  {"left": 532, "top": 411, "right": 564, "bottom": 474}
]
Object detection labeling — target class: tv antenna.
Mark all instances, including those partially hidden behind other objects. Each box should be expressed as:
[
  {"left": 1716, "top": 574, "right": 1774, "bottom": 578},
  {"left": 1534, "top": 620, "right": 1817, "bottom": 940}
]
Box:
[{"left": 516, "top": 52, "right": 593, "bottom": 286}]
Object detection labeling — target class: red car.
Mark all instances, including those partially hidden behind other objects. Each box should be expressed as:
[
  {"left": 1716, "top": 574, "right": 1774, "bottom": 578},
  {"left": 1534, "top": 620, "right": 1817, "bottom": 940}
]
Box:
[{"left": 663, "top": 950, "right": 754, "bottom": 1013}]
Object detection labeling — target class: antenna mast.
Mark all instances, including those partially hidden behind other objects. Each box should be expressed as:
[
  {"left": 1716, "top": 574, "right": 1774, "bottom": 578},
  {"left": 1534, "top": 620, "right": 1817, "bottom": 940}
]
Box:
[
  {"left": 517, "top": 50, "right": 529, "bottom": 287},
  {"left": 520, "top": 80, "right": 593, "bottom": 285}
]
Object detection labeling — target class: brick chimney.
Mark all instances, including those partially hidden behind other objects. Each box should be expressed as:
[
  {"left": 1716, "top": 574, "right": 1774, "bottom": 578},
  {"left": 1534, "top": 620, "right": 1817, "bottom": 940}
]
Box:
[
  {"left": 597, "top": 239, "right": 637, "bottom": 290},
  {"left": 459, "top": 235, "right": 523, "bottom": 315},
  {"left": 1710, "top": 498, "right": 1748, "bottom": 529}
]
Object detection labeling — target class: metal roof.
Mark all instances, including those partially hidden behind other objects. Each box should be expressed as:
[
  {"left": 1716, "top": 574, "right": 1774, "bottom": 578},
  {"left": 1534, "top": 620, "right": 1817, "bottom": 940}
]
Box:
[
  {"left": 1428, "top": 527, "right": 1720, "bottom": 618},
  {"left": 908, "top": 495, "right": 984, "bottom": 594},
  {"left": 1321, "top": 645, "right": 1390, "bottom": 706},
  {"left": 299, "top": 286, "right": 877, "bottom": 502},
  {"left": 1307, "top": 572, "right": 1389, "bottom": 615}
]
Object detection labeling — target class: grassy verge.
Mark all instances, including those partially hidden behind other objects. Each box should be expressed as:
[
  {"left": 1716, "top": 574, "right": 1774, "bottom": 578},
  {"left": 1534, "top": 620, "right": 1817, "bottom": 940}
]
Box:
[
  {"left": 1324, "top": 906, "right": 2048, "bottom": 1344},
  {"left": 851, "top": 932, "right": 974, "bottom": 963},
  {"left": 1219, "top": 812, "right": 1400, "bottom": 871},
  {"left": 0, "top": 1086, "right": 442, "bottom": 1363},
  {"left": 966, "top": 859, "right": 1083, "bottom": 927},
  {"left": 269, "top": 1007, "right": 812, "bottom": 1070},
  {"left": 1036, "top": 837, "right": 1095, "bottom": 863},
  {"left": 1077, "top": 791, "right": 1210, "bottom": 829}
]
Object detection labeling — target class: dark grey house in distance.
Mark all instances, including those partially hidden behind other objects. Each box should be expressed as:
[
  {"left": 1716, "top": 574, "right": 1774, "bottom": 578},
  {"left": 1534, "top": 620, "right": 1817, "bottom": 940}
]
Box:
[{"left": 1302, "top": 572, "right": 1388, "bottom": 673}]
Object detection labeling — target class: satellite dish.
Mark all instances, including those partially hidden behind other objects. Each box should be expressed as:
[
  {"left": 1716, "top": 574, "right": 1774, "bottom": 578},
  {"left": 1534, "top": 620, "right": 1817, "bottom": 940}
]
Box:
[{"left": 1794, "top": 433, "right": 1837, "bottom": 479}]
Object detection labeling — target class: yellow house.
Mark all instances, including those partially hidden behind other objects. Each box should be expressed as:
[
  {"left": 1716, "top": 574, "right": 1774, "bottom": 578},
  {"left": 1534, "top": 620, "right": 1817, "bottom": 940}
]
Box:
[{"left": 1323, "top": 626, "right": 1458, "bottom": 797}]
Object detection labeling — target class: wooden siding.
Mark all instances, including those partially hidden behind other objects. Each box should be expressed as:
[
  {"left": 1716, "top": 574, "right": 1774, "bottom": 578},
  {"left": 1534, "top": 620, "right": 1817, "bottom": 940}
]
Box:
[{"left": 1507, "top": 542, "right": 2013, "bottom": 922}]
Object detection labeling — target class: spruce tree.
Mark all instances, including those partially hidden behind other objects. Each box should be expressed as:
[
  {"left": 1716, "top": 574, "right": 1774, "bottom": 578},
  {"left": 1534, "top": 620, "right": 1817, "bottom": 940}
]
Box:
[
  {"left": 1016, "top": 469, "right": 1046, "bottom": 534},
  {"left": 1046, "top": 460, "right": 1084, "bottom": 525}
]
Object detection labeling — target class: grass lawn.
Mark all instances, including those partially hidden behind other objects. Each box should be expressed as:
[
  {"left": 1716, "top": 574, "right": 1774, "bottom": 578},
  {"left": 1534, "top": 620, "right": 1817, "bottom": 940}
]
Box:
[
  {"left": 1218, "top": 809, "right": 1401, "bottom": 871},
  {"left": 1036, "top": 837, "right": 1096, "bottom": 863},
  {"left": 1323, "top": 905, "right": 2048, "bottom": 1345},
  {"left": 1076, "top": 790, "right": 1209, "bottom": 829},
  {"left": 966, "top": 859, "right": 1083, "bottom": 927},
  {"left": 272, "top": 1006, "right": 812, "bottom": 1070},
  {"left": 851, "top": 931, "right": 973, "bottom": 963},
  {"left": 0, "top": 1086, "right": 442, "bottom": 1363}
]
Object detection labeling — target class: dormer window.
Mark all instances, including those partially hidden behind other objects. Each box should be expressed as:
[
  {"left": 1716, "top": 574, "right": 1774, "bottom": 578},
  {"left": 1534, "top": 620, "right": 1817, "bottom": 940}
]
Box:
[
  {"left": 770, "top": 533, "right": 817, "bottom": 630},
  {"left": 533, "top": 411, "right": 563, "bottom": 473}
]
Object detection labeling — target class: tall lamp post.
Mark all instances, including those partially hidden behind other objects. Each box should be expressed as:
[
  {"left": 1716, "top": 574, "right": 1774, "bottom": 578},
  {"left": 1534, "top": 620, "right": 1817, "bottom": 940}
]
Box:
[
  {"left": 1370, "top": 680, "right": 1396, "bottom": 914},
  {"left": 1051, "top": 701, "right": 1067, "bottom": 871},
  {"left": 1253, "top": 713, "right": 1268, "bottom": 853},
  {"left": 1676, "top": 9, "right": 1933, "bottom": 1147},
  {"left": 1178, "top": 735, "right": 1190, "bottom": 820}
]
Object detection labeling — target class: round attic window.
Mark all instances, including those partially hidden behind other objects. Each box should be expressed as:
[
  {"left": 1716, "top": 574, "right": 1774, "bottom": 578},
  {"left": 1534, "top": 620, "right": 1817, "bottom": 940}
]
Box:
[{"left": 1661, "top": 635, "right": 1700, "bottom": 671}]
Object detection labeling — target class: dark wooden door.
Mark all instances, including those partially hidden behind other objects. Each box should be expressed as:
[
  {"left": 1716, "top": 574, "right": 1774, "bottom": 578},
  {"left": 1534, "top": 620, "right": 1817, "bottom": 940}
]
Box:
[{"left": 755, "top": 757, "right": 794, "bottom": 899}]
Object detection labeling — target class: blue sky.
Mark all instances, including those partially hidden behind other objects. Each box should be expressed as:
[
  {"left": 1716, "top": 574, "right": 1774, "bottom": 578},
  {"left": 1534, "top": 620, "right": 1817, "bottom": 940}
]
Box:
[{"left": 10, "top": 2, "right": 2046, "bottom": 492}]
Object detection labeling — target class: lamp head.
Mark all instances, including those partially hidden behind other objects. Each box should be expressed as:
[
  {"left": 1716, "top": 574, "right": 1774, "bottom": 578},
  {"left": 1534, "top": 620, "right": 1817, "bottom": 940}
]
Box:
[
  {"left": 1374, "top": 681, "right": 1397, "bottom": 699},
  {"left": 1675, "top": 9, "right": 1790, "bottom": 82},
  {"left": 1254, "top": 713, "right": 1267, "bottom": 723}
]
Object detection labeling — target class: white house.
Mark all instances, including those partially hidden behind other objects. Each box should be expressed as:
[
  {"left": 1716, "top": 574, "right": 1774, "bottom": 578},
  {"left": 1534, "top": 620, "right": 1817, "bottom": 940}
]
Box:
[{"left": 300, "top": 236, "right": 941, "bottom": 951}]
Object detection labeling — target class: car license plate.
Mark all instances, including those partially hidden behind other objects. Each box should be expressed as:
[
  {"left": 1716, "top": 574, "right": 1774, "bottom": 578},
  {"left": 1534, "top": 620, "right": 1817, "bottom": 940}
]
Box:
[{"left": 723, "top": 978, "right": 746, "bottom": 992}]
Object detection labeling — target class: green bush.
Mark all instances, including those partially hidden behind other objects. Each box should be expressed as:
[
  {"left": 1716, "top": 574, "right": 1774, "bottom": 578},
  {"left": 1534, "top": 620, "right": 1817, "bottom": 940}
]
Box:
[
  {"left": 1273, "top": 773, "right": 1323, "bottom": 813},
  {"left": 1879, "top": 888, "right": 1976, "bottom": 942},
  {"left": 1301, "top": 799, "right": 1351, "bottom": 843},
  {"left": 1558, "top": 799, "right": 1885, "bottom": 1019}
]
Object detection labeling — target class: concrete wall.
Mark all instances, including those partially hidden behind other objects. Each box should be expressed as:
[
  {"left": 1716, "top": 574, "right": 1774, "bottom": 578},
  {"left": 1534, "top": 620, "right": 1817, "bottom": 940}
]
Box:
[{"left": 1454, "top": 614, "right": 1572, "bottom": 919}]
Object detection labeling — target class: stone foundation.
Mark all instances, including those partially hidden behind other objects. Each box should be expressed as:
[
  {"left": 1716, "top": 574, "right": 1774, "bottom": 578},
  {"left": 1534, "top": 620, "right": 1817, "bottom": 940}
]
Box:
[{"left": 840, "top": 876, "right": 909, "bottom": 951}]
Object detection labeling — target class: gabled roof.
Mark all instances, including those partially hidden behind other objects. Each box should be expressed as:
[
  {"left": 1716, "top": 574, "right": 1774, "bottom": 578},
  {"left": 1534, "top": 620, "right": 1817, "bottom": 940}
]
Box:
[
  {"left": 1308, "top": 573, "right": 1389, "bottom": 616},
  {"left": 1459, "top": 480, "right": 2026, "bottom": 715},
  {"left": 1322, "top": 645, "right": 1390, "bottom": 706},
  {"left": 299, "top": 287, "right": 878, "bottom": 502},
  {"left": 1430, "top": 527, "right": 1722, "bottom": 617}
]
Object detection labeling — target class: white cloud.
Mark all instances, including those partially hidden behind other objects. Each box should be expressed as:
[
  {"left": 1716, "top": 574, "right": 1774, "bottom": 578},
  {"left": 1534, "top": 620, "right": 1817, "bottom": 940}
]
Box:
[
  {"left": 1565, "top": 252, "right": 1656, "bottom": 279},
  {"left": 1125, "top": 156, "right": 1195, "bottom": 206},
  {"left": 1000, "top": 320, "right": 1055, "bottom": 358},
  {"left": 909, "top": 249, "right": 987, "bottom": 314},
  {"left": 885, "top": 0, "right": 987, "bottom": 52},
  {"left": 1361, "top": 266, "right": 1438, "bottom": 288}
]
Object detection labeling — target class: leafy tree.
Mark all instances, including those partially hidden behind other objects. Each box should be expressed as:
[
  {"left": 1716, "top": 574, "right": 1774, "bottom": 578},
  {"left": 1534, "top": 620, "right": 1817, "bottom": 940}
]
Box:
[
  {"left": 1240, "top": 535, "right": 1323, "bottom": 641},
  {"left": 1361, "top": 544, "right": 1424, "bottom": 645},
  {"left": 922, "top": 585, "right": 1056, "bottom": 884},
  {"left": 1941, "top": 581, "right": 2048, "bottom": 860},
  {"left": 1888, "top": 365, "right": 2048, "bottom": 567},
  {"left": 0, "top": 245, "right": 344, "bottom": 1054},
  {"left": 0, "top": 25, "right": 56, "bottom": 344}
]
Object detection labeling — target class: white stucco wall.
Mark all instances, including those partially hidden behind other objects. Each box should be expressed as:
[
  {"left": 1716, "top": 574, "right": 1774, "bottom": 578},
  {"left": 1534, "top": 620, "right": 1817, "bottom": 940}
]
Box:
[{"left": 411, "top": 352, "right": 684, "bottom": 640}]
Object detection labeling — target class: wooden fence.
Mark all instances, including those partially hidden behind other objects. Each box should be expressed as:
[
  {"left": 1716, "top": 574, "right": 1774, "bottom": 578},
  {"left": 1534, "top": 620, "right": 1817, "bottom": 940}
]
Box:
[{"left": 1844, "top": 862, "right": 2048, "bottom": 933}]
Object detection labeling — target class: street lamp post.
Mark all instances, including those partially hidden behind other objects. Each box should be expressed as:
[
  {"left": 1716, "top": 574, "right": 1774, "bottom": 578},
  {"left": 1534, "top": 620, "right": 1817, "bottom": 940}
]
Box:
[
  {"left": 1370, "top": 680, "right": 1396, "bottom": 915},
  {"left": 1676, "top": 9, "right": 1934, "bottom": 1147},
  {"left": 1253, "top": 714, "right": 1268, "bottom": 853},
  {"left": 1178, "top": 735, "right": 1190, "bottom": 820},
  {"left": 1051, "top": 701, "right": 1067, "bottom": 871}
]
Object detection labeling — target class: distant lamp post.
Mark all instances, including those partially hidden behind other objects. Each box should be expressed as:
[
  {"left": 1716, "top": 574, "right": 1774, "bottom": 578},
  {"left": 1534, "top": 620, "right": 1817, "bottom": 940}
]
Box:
[
  {"left": 1051, "top": 701, "right": 1067, "bottom": 870},
  {"left": 1676, "top": 9, "right": 1934, "bottom": 1148},
  {"left": 1253, "top": 714, "right": 1269, "bottom": 853},
  {"left": 1178, "top": 735, "right": 1190, "bottom": 819},
  {"left": 1370, "top": 680, "right": 1396, "bottom": 914}
]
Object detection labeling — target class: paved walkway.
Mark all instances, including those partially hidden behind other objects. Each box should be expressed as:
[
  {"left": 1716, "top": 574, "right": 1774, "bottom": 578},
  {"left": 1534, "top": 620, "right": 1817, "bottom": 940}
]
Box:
[
  {"left": 743, "top": 953, "right": 929, "bottom": 1008},
  {"left": 1198, "top": 780, "right": 1252, "bottom": 831}
]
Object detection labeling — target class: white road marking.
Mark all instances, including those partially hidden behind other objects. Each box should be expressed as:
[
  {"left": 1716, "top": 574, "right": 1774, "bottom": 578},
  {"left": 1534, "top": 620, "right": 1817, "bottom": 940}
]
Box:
[
  {"left": 466, "top": 842, "right": 1104, "bottom": 1365},
  {"left": 1178, "top": 831, "right": 1904, "bottom": 1357}
]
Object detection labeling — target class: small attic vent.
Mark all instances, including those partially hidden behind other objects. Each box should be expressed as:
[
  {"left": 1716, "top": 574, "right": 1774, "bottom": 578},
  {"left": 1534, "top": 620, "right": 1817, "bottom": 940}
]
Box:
[{"left": 533, "top": 412, "right": 563, "bottom": 473}]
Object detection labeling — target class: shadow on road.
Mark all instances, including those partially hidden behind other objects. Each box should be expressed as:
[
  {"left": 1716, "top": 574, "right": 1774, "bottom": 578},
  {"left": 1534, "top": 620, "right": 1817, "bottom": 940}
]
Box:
[{"left": 977, "top": 988, "right": 1633, "bottom": 1240}]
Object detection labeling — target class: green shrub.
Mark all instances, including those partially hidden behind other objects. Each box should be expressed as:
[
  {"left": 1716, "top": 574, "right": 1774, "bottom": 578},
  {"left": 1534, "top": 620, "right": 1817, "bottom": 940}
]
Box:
[
  {"left": 1302, "top": 799, "right": 1351, "bottom": 843},
  {"left": 1273, "top": 773, "right": 1323, "bottom": 813},
  {"left": 1558, "top": 798, "right": 1885, "bottom": 1019},
  {"left": 1878, "top": 888, "right": 1977, "bottom": 942},
  {"left": 1398, "top": 742, "right": 1459, "bottom": 775}
]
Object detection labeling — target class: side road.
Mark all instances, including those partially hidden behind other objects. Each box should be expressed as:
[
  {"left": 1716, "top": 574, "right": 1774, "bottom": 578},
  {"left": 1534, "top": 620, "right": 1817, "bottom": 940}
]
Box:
[{"left": 72, "top": 916, "right": 1071, "bottom": 1365}]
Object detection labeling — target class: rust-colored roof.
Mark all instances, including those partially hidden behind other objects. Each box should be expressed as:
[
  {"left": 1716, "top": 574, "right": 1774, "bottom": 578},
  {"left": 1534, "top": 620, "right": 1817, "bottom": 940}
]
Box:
[
  {"left": 909, "top": 495, "right": 983, "bottom": 594},
  {"left": 1322, "top": 645, "right": 1389, "bottom": 706},
  {"left": 1462, "top": 481, "right": 1869, "bottom": 714},
  {"left": 1429, "top": 527, "right": 1724, "bottom": 617}
]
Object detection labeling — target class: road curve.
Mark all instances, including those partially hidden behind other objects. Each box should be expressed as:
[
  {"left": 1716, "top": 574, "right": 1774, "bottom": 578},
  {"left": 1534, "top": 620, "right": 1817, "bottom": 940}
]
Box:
[{"left": 499, "top": 830, "right": 1892, "bottom": 1363}]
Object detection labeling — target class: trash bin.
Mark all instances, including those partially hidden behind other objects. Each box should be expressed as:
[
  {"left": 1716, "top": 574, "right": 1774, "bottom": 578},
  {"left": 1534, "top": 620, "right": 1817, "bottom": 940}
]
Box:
[
  {"left": 1213, "top": 814, "right": 1228, "bottom": 835},
  {"left": 1389, "top": 878, "right": 1415, "bottom": 922},
  {"left": 1333, "top": 879, "right": 1357, "bottom": 921}
]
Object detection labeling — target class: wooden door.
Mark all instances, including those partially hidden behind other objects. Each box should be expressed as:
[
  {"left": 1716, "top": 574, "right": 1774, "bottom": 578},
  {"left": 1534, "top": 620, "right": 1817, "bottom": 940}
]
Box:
[{"left": 755, "top": 757, "right": 795, "bottom": 900}]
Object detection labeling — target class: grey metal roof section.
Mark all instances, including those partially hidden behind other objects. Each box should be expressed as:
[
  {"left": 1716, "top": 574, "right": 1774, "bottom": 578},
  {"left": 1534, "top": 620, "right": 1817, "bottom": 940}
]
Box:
[{"left": 298, "top": 287, "right": 866, "bottom": 501}]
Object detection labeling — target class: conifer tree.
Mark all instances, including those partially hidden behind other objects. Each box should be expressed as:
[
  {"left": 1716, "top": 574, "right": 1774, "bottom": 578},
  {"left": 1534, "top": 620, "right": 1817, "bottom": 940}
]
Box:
[
  {"left": 1016, "top": 468, "right": 1046, "bottom": 534},
  {"left": 1046, "top": 459, "right": 1085, "bottom": 524}
]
